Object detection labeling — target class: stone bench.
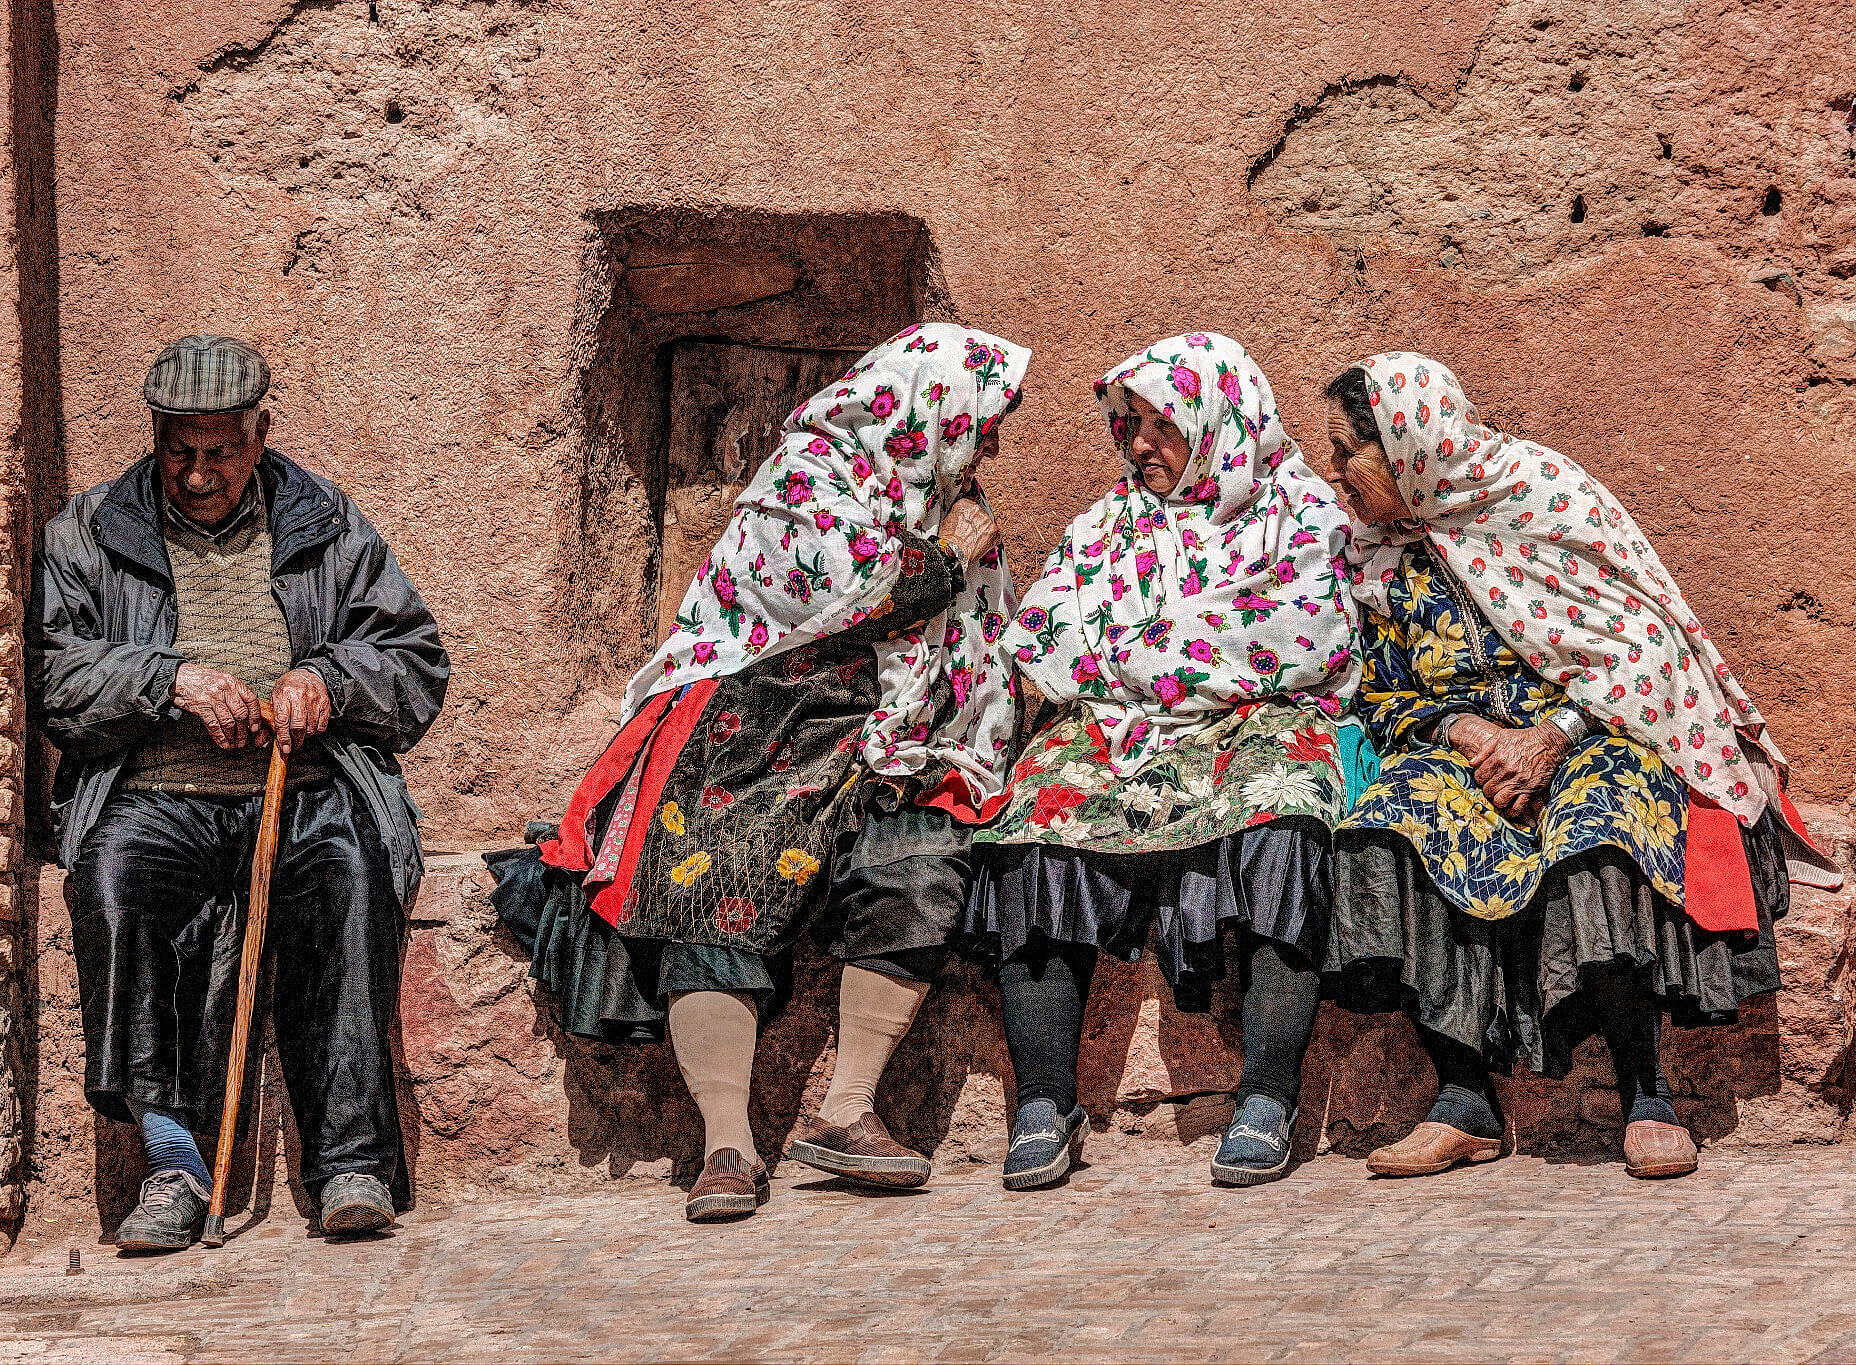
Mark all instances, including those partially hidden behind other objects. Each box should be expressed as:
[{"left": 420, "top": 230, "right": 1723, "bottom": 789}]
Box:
[{"left": 16, "top": 806, "right": 1853, "bottom": 1244}]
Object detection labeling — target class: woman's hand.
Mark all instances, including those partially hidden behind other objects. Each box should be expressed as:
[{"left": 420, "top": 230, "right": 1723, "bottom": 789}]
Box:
[
  {"left": 1441, "top": 714, "right": 1503, "bottom": 762},
  {"left": 1468, "top": 722, "right": 1571, "bottom": 825},
  {"left": 939, "top": 498, "right": 1000, "bottom": 568}
]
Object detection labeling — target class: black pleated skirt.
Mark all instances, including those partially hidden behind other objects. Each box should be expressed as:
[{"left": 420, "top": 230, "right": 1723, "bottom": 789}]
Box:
[
  {"left": 963, "top": 817, "right": 1334, "bottom": 1012},
  {"left": 1325, "top": 809, "right": 1789, "bottom": 1077}
]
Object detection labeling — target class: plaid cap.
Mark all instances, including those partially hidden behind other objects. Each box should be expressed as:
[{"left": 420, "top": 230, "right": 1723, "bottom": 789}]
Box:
[{"left": 143, "top": 334, "right": 271, "bottom": 415}]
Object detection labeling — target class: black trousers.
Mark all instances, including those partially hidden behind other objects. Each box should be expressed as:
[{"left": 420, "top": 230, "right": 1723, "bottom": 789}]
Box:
[{"left": 68, "top": 780, "right": 407, "bottom": 1195}]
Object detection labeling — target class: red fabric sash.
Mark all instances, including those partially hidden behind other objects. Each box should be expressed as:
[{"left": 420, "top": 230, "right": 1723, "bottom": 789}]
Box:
[
  {"left": 1682, "top": 793, "right": 1757, "bottom": 934},
  {"left": 1778, "top": 786, "right": 1832, "bottom": 861},
  {"left": 539, "top": 691, "right": 674, "bottom": 873},
  {"left": 587, "top": 680, "right": 717, "bottom": 928}
]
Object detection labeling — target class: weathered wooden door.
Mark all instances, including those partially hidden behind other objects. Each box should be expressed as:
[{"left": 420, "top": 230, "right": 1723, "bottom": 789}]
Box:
[{"left": 657, "top": 341, "right": 865, "bottom": 642}]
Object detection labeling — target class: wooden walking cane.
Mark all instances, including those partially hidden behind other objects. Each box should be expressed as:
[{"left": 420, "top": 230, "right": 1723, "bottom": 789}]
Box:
[{"left": 202, "top": 703, "right": 289, "bottom": 1248}]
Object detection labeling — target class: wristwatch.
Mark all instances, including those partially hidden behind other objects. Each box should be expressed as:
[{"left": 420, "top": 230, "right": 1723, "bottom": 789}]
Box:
[{"left": 1543, "top": 705, "right": 1593, "bottom": 748}]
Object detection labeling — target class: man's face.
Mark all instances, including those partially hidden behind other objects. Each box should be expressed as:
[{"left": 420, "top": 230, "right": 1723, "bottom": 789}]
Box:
[{"left": 156, "top": 409, "right": 268, "bottom": 527}]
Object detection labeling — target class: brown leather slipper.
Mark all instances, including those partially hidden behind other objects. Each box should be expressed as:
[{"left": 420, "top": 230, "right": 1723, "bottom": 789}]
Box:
[
  {"left": 1624, "top": 1120, "right": 1699, "bottom": 1179},
  {"left": 1366, "top": 1121, "right": 1505, "bottom": 1177}
]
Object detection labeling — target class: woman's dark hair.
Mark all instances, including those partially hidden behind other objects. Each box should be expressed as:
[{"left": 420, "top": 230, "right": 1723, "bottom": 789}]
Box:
[{"left": 1323, "top": 367, "right": 1379, "bottom": 443}]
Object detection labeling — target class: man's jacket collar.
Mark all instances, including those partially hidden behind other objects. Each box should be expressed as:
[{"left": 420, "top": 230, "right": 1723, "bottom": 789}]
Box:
[{"left": 93, "top": 450, "right": 346, "bottom": 579}]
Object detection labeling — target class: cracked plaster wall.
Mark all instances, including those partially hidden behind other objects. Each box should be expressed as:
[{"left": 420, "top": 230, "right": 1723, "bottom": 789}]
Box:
[{"left": 41, "top": 0, "right": 1843, "bottom": 834}]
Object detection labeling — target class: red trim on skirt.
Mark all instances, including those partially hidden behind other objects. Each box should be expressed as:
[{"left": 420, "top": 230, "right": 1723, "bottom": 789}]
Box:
[{"left": 1682, "top": 794, "right": 1758, "bottom": 934}]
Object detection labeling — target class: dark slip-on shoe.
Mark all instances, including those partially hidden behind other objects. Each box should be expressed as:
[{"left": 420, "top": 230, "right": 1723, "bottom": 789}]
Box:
[
  {"left": 686, "top": 1148, "right": 771, "bottom": 1222},
  {"left": 789, "top": 1112, "right": 932, "bottom": 1189}
]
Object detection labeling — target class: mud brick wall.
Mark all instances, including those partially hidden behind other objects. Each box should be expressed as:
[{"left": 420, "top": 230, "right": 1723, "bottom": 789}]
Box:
[{"left": 3, "top": 0, "right": 1854, "bottom": 1244}]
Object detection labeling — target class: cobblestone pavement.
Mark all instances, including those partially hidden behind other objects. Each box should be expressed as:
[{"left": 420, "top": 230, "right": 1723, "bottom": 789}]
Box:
[{"left": 2, "top": 1146, "right": 1854, "bottom": 1363}]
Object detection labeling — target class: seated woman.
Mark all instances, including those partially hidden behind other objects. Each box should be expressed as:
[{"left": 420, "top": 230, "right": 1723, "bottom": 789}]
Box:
[
  {"left": 1323, "top": 352, "right": 1841, "bottom": 1180},
  {"left": 968, "top": 333, "right": 1360, "bottom": 1191},
  {"left": 529, "top": 324, "right": 1030, "bottom": 1221}
]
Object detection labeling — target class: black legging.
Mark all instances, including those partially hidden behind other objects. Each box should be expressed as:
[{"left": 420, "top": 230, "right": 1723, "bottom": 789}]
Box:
[
  {"left": 1416, "top": 960, "right": 1675, "bottom": 1136},
  {"left": 998, "top": 935, "right": 1323, "bottom": 1114}
]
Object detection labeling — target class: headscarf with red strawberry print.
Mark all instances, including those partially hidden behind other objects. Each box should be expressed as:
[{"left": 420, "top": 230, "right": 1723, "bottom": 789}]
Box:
[
  {"left": 625, "top": 323, "right": 1031, "bottom": 807},
  {"left": 1002, "top": 333, "right": 1358, "bottom": 775},
  {"left": 1343, "top": 350, "right": 1787, "bottom": 828}
]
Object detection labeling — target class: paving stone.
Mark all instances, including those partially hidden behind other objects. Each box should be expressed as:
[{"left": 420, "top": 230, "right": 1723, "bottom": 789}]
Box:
[{"left": 3, "top": 1149, "right": 1856, "bottom": 1362}]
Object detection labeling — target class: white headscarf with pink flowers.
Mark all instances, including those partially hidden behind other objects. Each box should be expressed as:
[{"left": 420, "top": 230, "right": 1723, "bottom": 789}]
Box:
[
  {"left": 625, "top": 323, "right": 1031, "bottom": 807},
  {"left": 1002, "top": 333, "right": 1358, "bottom": 776},
  {"left": 1343, "top": 351, "right": 1785, "bottom": 827}
]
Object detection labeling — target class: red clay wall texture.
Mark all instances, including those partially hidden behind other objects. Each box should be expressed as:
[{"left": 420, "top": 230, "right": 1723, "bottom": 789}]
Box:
[
  {"left": 35, "top": 0, "right": 1855, "bottom": 836},
  {"left": 6, "top": 0, "right": 1855, "bottom": 1241}
]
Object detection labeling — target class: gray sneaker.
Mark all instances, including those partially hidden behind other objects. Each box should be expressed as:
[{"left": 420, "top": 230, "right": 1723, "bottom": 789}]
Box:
[
  {"left": 318, "top": 1173, "right": 396, "bottom": 1236},
  {"left": 1211, "top": 1095, "right": 1297, "bottom": 1187},
  {"left": 1002, "top": 1100, "right": 1089, "bottom": 1191},
  {"left": 115, "top": 1170, "right": 209, "bottom": 1252}
]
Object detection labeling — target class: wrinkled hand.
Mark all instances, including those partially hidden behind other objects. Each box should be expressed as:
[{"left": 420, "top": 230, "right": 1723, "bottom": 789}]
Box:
[
  {"left": 1442, "top": 714, "right": 1503, "bottom": 763},
  {"left": 939, "top": 497, "right": 1001, "bottom": 569},
  {"left": 173, "top": 663, "right": 269, "bottom": 750},
  {"left": 270, "top": 669, "right": 332, "bottom": 758},
  {"left": 1469, "top": 722, "right": 1570, "bottom": 825}
]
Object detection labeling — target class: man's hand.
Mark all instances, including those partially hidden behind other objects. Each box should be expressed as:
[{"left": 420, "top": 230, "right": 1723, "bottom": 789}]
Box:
[
  {"left": 1470, "top": 722, "right": 1571, "bottom": 825},
  {"left": 939, "top": 497, "right": 1001, "bottom": 569},
  {"left": 173, "top": 662, "right": 268, "bottom": 750},
  {"left": 270, "top": 669, "right": 332, "bottom": 758}
]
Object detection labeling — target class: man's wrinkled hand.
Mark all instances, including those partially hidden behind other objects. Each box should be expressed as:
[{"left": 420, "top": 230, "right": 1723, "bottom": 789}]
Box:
[
  {"left": 173, "top": 662, "right": 268, "bottom": 750},
  {"left": 270, "top": 669, "right": 332, "bottom": 758}
]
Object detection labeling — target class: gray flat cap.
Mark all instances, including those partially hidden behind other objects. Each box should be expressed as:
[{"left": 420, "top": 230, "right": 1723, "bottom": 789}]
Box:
[{"left": 143, "top": 334, "right": 271, "bottom": 415}]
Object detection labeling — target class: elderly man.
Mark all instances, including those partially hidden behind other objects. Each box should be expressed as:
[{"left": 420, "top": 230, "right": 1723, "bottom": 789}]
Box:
[{"left": 29, "top": 335, "right": 448, "bottom": 1250}]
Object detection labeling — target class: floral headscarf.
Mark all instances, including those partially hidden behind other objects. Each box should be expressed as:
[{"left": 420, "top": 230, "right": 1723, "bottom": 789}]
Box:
[
  {"left": 1002, "top": 333, "right": 1358, "bottom": 775},
  {"left": 1344, "top": 351, "right": 1783, "bottom": 827},
  {"left": 625, "top": 323, "right": 1032, "bottom": 807}
]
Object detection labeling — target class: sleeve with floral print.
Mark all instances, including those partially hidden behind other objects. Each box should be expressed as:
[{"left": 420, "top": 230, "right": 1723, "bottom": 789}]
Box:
[
  {"left": 834, "top": 532, "right": 962, "bottom": 648},
  {"left": 1357, "top": 607, "right": 1472, "bottom": 751}
]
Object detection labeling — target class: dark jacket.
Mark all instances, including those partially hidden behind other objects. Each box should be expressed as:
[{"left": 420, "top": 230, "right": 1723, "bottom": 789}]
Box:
[{"left": 28, "top": 449, "right": 450, "bottom": 907}]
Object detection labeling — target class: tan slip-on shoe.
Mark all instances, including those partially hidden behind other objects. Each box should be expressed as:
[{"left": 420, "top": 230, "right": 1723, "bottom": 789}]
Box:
[
  {"left": 1366, "top": 1122, "right": 1505, "bottom": 1177},
  {"left": 789, "top": 1112, "right": 932, "bottom": 1189},
  {"left": 1624, "top": 1120, "right": 1699, "bottom": 1179},
  {"left": 685, "top": 1148, "right": 771, "bottom": 1222}
]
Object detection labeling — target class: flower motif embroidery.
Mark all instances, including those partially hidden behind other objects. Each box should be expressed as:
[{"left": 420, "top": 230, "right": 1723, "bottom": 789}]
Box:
[
  {"left": 700, "top": 785, "right": 734, "bottom": 810},
  {"left": 708, "top": 711, "right": 741, "bottom": 745},
  {"left": 659, "top": 801, "right": 685, "bottom": 836},
  {"left": 668, "top": 851, "right": 712, "bottom": 887},
  {"left": 776, "top": 848, "right": 822, "bottom": 886},
  {"left": 714, "top": 898, "right": 757, "bottom": 934}
]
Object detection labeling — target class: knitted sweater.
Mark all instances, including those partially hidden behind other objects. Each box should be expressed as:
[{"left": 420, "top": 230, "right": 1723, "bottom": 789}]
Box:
[{"left": 121, "top": 486, "right": 327, "bottom": 794}]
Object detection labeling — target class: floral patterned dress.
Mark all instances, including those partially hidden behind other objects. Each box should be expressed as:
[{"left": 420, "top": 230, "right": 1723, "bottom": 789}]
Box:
[
  {"left": 1328, "top": 543, "right": 1786, "bottom": 1071},
  {"left": 978, "top": 701, "right": 1347, "bottom": 854},
  {"left": 609, "top": 533, "right": 968, "bottom": 957},
  {"left": 1338, "top": 543, "right": 1686, "bottom": 920}
]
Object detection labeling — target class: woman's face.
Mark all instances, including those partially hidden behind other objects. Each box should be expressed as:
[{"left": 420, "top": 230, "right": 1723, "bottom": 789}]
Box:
[
  {"left": 1326, "top": 399, "right": 1408, "bottom": 524},
  {"left": 1129, "top": 394, "right": 1191, "bottom": 495}
]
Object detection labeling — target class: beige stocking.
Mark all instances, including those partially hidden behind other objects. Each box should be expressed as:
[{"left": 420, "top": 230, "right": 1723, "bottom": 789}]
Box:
[
  {"left": 668, "top": 990, "right": 760, "bottom": 1161},
  {"left": 818, "top": 965, "right": 932, "bottom": 1128}
]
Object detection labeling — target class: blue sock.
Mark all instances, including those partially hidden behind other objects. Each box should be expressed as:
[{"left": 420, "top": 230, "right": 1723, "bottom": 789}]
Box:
[{"left": 127, "top": 1100, "right": 212, "bottom": 1192}]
